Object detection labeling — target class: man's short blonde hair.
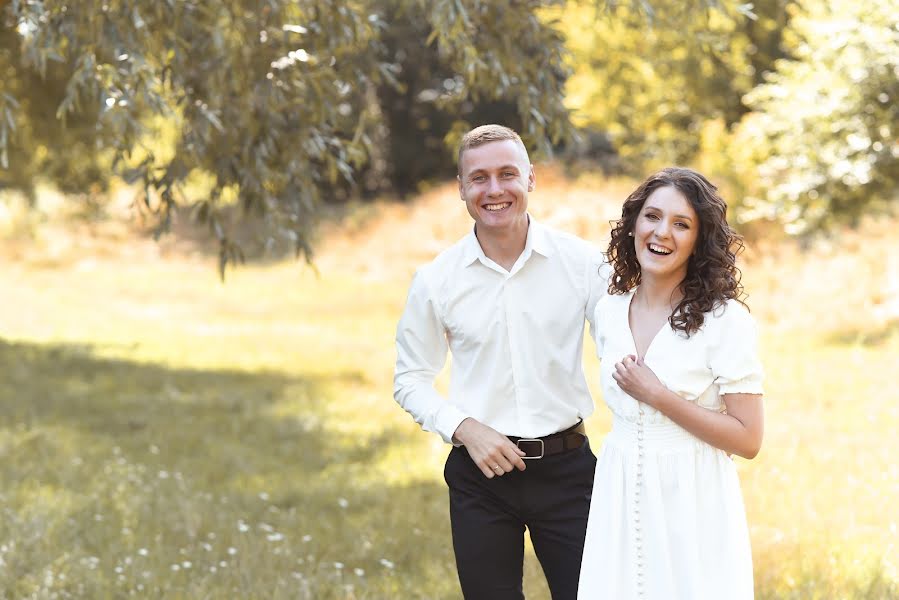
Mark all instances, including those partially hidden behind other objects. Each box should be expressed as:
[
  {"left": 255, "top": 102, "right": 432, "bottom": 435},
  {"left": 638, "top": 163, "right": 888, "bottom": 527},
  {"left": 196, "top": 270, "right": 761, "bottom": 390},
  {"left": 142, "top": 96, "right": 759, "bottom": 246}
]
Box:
[{"left": 457, "top": 124, "right": 529, "bottom": 175}]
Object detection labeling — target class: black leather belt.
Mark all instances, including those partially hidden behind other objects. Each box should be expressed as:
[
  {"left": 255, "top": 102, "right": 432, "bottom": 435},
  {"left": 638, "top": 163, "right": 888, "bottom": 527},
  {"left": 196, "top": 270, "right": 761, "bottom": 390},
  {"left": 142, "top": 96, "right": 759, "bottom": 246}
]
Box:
[{"left": 507, "top": 421, "right": 587, "bottom": 459}]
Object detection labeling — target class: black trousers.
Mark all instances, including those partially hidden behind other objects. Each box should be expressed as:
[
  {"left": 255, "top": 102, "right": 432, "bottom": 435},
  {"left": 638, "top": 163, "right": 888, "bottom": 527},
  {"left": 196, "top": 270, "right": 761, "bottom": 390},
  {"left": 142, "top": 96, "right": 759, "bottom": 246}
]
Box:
[{"left": 443, "top": 440, "right": 597, "bottom": 600}]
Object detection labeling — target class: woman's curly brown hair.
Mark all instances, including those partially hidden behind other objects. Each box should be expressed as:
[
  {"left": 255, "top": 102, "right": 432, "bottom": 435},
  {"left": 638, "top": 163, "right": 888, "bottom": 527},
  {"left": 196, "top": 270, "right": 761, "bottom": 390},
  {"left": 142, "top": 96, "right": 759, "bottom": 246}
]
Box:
[{"left": 607, "top": 167, "right": 746, "bottom": 336}]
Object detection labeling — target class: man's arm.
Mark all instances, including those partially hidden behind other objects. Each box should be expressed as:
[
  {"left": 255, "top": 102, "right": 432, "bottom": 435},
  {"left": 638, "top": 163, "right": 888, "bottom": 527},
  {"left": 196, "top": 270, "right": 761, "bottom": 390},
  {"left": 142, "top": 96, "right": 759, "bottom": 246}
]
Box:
[
  {"left": 394, "top": 271, "right": 525, "bottom": 477},
  {"left": 393, "top": 270, "right": 468, "bottom": 443},
  {"left": 586, "top": 248, "right": 609, "bottom": 341}
]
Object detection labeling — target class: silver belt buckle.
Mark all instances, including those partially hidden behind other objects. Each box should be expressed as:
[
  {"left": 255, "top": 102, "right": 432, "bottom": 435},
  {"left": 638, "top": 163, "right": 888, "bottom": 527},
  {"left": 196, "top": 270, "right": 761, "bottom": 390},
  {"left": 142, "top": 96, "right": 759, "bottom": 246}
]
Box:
[{"left": 517, "top": 438, "right": 544, "bottom": 459}]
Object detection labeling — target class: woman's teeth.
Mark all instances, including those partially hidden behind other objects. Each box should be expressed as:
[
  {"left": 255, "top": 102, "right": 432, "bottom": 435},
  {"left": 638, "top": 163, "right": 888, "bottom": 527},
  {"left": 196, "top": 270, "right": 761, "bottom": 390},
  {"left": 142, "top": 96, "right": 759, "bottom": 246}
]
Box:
[{"left": 648, "top": 244, "right": 672, "bottom": 255}]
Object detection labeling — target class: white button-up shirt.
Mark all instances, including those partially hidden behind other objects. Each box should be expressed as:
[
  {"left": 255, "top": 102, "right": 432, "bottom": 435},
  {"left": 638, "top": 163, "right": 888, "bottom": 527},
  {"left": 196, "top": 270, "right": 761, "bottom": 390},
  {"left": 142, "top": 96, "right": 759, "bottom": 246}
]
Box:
[{"left": 394, "top": 218, "right": 607, "bottom": 443}]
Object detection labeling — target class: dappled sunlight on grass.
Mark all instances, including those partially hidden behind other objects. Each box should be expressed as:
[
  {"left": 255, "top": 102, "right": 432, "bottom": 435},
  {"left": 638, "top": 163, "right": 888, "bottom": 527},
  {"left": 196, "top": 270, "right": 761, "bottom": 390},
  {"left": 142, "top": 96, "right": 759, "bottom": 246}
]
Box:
[{"left": 0, "top": 339, "right": 453, "bottom": 598}]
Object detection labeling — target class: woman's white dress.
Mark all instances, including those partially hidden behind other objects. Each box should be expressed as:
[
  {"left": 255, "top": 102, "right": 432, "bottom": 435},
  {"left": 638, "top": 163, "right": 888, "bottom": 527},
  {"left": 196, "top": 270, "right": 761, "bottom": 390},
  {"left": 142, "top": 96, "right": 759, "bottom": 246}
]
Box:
[{"left": 578, "top": 291, "right": 764, "bottom": 600}]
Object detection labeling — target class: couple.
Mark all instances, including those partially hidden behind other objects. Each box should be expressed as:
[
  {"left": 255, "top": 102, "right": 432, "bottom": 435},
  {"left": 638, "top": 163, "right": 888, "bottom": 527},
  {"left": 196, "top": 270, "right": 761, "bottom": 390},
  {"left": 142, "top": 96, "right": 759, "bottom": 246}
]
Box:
[{"left": 393, "top": 124, "right": 764, "bottom": 599}]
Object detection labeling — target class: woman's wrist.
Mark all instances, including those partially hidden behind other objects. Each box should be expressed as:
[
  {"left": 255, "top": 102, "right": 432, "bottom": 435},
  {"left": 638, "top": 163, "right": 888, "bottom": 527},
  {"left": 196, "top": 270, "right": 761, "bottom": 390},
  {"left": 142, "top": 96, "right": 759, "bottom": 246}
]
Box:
[{"left": 645, "top": 386, "right": 676, "bottom": 412}]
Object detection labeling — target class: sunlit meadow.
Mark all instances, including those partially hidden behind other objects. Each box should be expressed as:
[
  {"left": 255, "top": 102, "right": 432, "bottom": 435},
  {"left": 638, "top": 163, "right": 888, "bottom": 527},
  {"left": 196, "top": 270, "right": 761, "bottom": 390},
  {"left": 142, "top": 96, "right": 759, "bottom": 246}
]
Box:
[{"left": 0, "top": 169, "right": 897, "bottom": 598}]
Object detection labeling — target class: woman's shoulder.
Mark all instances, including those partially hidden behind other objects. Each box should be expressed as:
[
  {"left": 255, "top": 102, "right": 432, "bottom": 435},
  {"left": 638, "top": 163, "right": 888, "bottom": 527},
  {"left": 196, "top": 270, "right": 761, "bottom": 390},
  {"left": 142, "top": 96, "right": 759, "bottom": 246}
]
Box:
[
  {"left": 594, "top": 290, "right": 631, "bottom": 332},
  {"left": 597, "top": 289, "right": 632, "bottom": 312},
  {"left": 703, "top": 298, "right": 758, "bottom": 337},
  {"left": 708, "top": 298, "right": 753, "bottom": 320}
]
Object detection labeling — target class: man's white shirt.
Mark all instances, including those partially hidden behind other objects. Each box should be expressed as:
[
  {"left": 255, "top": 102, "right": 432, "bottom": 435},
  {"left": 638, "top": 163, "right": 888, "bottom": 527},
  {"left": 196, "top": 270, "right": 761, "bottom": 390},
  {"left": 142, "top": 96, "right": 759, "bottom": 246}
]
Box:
[{"left": 394, "top": 218, "right": 607, "bottom": 443}]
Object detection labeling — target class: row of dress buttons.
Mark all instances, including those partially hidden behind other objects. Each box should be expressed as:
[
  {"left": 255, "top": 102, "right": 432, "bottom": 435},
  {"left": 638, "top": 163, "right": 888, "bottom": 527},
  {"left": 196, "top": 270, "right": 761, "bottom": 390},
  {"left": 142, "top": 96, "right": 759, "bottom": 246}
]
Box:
[{"left": 635, "top": 404, "right": 645, "bottom": 598}]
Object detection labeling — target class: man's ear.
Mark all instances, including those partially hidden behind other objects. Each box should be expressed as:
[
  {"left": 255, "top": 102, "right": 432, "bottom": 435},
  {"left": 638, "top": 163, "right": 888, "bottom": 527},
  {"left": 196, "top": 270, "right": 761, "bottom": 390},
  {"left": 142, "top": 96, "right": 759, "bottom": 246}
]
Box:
[{"left": 527, "top": 165, "right": 536, "bottom": 192}]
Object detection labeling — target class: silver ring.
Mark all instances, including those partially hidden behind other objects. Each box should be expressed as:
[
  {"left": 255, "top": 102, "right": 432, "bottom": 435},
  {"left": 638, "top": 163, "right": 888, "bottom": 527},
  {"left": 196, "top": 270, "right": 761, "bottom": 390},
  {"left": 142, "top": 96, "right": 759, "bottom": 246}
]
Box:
[{"left": 492, "top": 464, "right": 501, "bottom": 471}]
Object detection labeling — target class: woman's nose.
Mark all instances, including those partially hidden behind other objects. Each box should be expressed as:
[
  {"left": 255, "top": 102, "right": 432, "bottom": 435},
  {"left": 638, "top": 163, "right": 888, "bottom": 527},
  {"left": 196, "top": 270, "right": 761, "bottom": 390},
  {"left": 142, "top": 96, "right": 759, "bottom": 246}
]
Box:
[{"left": 654, "top": 220, "right": 672, "bottom": 238}]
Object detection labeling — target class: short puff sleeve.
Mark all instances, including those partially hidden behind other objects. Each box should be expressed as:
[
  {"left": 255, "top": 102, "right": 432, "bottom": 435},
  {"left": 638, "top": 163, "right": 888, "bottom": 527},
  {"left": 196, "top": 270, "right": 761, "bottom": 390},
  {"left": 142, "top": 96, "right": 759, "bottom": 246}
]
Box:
[{"left": 708, "top": 301, "right": 764, "bottom": 396}]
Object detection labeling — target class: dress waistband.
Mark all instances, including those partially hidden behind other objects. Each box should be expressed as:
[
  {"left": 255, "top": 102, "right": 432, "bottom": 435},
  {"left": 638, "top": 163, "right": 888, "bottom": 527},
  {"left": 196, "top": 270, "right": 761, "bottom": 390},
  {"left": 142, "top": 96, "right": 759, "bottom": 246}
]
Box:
[{"left": 606, "top": 416, "right": 699, "bottom": 449}]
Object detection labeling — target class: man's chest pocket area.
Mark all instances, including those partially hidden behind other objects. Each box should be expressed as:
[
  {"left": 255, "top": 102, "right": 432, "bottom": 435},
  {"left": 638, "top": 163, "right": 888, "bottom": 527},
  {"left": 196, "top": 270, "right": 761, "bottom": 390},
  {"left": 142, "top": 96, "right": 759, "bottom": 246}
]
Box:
[
  {"left": 442, "top": 287, "right": 584, "bottom": 351},
  {"left": 441, "top": 290, "right": 505, "bottom": 352},
  {"left": 518, "top": 283, "right": 585, "bottom": 339}
]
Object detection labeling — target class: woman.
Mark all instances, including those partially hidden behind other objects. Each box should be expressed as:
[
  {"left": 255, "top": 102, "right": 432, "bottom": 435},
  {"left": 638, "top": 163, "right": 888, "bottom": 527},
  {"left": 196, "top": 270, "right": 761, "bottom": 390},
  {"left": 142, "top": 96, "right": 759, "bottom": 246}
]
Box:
[{"left": 578, "top": 167, "right": 764, "bottom": 599}]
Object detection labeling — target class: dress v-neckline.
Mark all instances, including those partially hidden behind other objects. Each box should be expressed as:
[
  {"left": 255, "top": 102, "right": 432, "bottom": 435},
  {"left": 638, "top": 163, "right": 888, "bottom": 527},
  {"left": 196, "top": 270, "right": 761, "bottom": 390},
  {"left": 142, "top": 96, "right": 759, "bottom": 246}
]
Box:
[{"left": 625, "top": 289, "right": 668, "bottom": 360}]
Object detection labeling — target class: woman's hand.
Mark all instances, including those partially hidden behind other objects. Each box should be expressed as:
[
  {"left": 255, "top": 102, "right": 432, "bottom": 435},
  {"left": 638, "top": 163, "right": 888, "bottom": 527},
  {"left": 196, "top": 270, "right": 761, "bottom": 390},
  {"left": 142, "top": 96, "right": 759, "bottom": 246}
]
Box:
[{"left": 612, "top": 355, "right": 667, "bottom": 408}]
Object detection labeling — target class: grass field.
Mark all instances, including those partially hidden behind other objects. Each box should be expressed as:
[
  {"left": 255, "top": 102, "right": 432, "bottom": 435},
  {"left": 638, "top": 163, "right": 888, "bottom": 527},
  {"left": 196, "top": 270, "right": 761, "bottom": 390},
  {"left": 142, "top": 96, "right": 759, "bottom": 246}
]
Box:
[{"left": 0, "top": 171, "right": 897, "bottom": 598}]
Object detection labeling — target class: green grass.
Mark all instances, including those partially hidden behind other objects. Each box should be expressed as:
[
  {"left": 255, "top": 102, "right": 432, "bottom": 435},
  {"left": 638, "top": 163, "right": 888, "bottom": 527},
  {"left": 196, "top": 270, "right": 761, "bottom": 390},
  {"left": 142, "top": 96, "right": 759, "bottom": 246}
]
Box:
[
  {"left": 0, "top": 261, "right": 465, "bottom": 599},
  {"left": 1, "top": 186, "right": 898, "bottom": 598}
]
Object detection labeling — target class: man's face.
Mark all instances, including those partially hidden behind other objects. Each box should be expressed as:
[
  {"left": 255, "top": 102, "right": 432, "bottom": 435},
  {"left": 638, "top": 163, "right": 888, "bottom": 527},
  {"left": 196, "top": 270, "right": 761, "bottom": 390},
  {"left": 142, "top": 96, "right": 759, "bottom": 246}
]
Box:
[{"left": 458, "top": 139, "right": 534, "bottom": 234}]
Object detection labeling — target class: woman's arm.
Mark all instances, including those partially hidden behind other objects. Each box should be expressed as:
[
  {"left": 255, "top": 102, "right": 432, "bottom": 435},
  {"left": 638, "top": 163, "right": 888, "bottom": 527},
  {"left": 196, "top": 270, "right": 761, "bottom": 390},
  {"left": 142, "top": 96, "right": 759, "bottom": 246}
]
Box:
[{"left": 613, "top": 355, "right": 764, "bottom": 459}]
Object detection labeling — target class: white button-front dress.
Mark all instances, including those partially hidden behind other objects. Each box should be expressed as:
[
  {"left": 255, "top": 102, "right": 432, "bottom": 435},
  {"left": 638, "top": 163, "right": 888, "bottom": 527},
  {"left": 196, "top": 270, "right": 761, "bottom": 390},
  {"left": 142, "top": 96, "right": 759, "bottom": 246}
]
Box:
[{"left": 578, "top": 290, "right": 764, "bottom": 600}]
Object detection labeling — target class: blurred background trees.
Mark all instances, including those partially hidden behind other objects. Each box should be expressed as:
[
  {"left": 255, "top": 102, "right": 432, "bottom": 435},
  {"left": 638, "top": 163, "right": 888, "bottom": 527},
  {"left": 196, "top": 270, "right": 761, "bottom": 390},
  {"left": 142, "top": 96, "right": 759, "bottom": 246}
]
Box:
[
  {"left": 1, "top": 0, "right": 897, "bottom": 262},
  {"left": 1, "top": 0, "right": 574, "bottom": 269},
  {"left": 559, "top": 0, "right": 789, "bottom": 168},
  {"left": 731, "top": 0, "right": 899, "bottom": 233}
]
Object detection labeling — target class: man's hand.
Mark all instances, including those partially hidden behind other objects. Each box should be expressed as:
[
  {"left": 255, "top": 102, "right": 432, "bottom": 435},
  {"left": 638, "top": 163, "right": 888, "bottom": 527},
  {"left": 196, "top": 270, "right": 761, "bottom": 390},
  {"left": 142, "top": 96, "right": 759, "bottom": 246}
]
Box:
[{"left": 453, "top": 418, "right": 527, "bottom": 478}]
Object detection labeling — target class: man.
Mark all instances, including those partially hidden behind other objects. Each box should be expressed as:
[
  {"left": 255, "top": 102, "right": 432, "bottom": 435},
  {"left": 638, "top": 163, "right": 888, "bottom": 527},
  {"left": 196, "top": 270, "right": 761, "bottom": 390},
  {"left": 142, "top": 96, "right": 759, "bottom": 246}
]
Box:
[{"left": 393, "top": 124, "right": 606, "bottom": 599}]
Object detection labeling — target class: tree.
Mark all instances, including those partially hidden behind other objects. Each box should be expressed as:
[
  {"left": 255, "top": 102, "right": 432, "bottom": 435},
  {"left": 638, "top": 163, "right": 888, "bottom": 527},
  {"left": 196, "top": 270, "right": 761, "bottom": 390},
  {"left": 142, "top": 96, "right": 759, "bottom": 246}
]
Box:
[
  {"left": 0, "top": 25, "right": 109, "bottom": 202},
  {"left": 1, "top": 0, "right": 575, "bottom": 273},
  {"left": 731, "top": 0, "right": 899, "bottom": 233},
  {"left": 558, "top": 0, "right": 790, "bottom": 171}
]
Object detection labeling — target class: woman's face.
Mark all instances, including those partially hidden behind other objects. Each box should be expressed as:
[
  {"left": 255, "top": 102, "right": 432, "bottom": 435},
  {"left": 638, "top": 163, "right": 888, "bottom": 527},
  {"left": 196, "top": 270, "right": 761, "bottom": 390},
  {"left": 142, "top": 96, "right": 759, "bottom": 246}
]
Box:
[{"left": 632, "top": 186, "right": 699, "bottom": 283}]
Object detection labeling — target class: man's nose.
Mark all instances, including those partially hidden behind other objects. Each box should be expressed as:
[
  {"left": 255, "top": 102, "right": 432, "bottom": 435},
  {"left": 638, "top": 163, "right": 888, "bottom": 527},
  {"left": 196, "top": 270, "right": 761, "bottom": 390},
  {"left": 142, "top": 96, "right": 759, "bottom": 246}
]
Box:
[{"left": 487, "top": 176, "right": 504, "bottom": 195}]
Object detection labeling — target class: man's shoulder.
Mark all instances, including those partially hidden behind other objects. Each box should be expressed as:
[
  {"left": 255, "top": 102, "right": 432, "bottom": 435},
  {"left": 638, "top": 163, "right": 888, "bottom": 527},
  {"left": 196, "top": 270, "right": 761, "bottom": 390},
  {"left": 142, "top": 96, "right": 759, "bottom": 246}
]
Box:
[{"left": 415, "top": 234, "right": 474, "bottom": 279}]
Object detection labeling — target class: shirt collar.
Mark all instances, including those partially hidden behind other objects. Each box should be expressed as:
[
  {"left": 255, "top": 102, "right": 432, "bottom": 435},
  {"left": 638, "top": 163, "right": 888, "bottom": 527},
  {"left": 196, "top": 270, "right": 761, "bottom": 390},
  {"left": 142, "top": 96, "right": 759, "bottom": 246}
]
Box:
[
  {"left": 462, "top": 215, "right": 555, "bottom": 267},
  {"left": 526, "top": 218, "right": 555, "bottom": 259},
  {"left": 461, "top": 229, "right": 485, "bottom": 266}
]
